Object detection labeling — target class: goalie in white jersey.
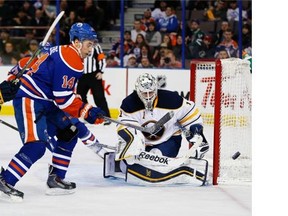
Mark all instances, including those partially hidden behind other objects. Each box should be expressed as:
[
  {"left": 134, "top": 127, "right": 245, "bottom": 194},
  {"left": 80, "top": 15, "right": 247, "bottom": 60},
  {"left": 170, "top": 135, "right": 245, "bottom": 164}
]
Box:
[{"left": 104, "top": 73, "right": 210, "bottom": 185}]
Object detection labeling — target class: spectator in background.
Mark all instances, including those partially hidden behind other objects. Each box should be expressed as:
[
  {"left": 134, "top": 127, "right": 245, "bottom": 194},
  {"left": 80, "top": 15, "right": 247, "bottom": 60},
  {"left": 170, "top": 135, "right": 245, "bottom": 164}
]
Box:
[
  {"left": 30, "top": 9, "right": 49, "bottom": 38},
  {"left": 21, "top": 39, "right": 39, "bottom": 58},
  {"left": 241, "top": 23, "right": 251, "bottom": 50},
  {"left": 140, "top": 8, "right": 155, "bottom": 31},
  {"left": 216, "top": 28, "right": 238, "bottom": 58},
  {"left": 216, "top": 48, "right": 230, "bottom": 59},
  {"left": 131, "top": 33, "right": 148, "bottom": 60},
  {"left": 158, "top": 49, "right": 181, "bottom": 69},
  {"left": 131, "top": 19, "right": 146, "bottom": 43},
  {"left": 145, "top": 21, "right": 162, "bottom": 57},
  {"left": 213, "top": 0, "right": 227, "bottom": 21},
  {"left": 0, "top": 41, "right": 20, "bottom": 65},
  {"left": 161, "top": 33, "right": 173, "bottom": 49},
  {"left": 138, "top": 56, "right": 155, "bottom": 68},
  {"left": 17, "top": 30, "right": 35, "bottom": 55},
  {"left": 190, "top": 35, "right": 215, "bottom": 59},
  {"left": 153, "top": 42, "right": 170, "bottom": 67},
  {"left": 63, "top": 10, "right": 79, "bottom": 43},
  {"left": 137, "top": 44, "right": 153, "bottom": 65},
  {"left": 126, "top": 54, "right": 138, "bottom": 68},
  {"left": 226, "top": 0, "right": 248, "bottom": 22},
  {"left": 112, "top": 30, "right": 134, "bottom": 60},
  {"left": 156, "top": 6, "right": 179, "bottom": 35},
  {"left": 20, "top": 0, "right": 35, "bottom": 20},
  {"left": 204, "top": 5, "right": 221, "bottom": 21},
  {"left": 106, "top": 53, "right": 119, "bottom": 67},
  {"left": 77, "top": 0, "right": 104, "bottom": 31},
  {"left": 151, "top": 0, "right": 167, "bottom": 21},
  {"left": 0, "top": 30, "right": 11, "bottom": 52},
  {"left": 172, "top": 34, "right": 183, "bottom": 60},
  {"left": 213, "top": 20, "right": 229, "bottom": 46},
  {"left": 42, "top": 0, "right": 56, "bottom": 19},
  {"left": 12, "top": 9, "right": 31, "bottom": 36},
  {"left": 185, "top": 19, "right": 205, "bottom": 58}
]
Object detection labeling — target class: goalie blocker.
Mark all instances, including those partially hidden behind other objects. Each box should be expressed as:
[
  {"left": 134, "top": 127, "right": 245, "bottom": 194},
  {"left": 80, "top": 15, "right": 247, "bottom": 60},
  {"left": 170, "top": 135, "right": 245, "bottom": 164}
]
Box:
[{"left": 103, "top": 152, "right": 208, "bottom": 186}]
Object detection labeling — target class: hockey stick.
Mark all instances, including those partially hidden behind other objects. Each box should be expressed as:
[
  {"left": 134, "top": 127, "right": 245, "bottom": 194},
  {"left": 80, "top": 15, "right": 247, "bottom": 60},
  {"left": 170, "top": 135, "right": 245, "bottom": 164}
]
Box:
[
  {"left": 15, "top": 11, "right": 65, "bottom": 79},
  {"left": 97, "top": 143, "right": 118, "bottom": 151},
  {"left": 0, "top": 118, "right": 18, "bottom": 131},
  {"left": 0, "top": 117, "right": 117, "bottom": 151},
  {"left": 102, "top": 111, "right": 174, "bottom": 134}
]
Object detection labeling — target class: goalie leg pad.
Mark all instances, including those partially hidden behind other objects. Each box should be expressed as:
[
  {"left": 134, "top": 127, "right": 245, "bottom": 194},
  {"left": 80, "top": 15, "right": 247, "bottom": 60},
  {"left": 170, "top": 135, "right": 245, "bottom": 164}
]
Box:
[
  {"left": 103, "top": 152, "right": 127, "bottom": 179},
  {"left": 126, "top": 158, "right": 209, "bottom": 186},
  {"left": 116, "top": 128, "right": 145, "bottom": 161}
]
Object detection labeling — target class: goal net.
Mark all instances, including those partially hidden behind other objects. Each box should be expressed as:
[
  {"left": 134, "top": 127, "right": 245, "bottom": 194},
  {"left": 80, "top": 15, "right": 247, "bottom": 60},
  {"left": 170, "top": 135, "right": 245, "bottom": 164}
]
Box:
[{"left": 190, "top": 58, "right": 252, "bottom": 185}]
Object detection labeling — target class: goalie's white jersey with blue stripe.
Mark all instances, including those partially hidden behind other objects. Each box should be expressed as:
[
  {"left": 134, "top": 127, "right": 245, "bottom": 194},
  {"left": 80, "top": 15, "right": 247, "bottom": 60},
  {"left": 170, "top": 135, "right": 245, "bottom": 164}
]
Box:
[{"left": 118, "top": 89, "right": 203, "bottom": 146}]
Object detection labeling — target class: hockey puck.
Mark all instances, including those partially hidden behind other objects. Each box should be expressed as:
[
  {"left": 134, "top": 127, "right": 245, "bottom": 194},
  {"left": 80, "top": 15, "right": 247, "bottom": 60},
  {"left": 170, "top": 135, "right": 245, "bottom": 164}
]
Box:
[{"left": 232, "top": 151, "right": 241, "bottom": 160}]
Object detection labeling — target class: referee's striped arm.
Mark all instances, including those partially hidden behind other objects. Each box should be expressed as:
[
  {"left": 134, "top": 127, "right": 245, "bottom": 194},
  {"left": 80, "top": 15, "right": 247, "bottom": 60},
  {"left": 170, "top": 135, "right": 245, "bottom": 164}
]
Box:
[{"left": 84, "top": 44, "right": 107, "bottom": 74}]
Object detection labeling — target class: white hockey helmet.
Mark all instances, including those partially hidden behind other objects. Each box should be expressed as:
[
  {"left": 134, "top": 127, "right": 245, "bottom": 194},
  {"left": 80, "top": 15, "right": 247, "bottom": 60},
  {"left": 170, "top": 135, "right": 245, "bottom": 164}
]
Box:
[{"left": 135, "top": 73, "right": 158, "bottom": 111}]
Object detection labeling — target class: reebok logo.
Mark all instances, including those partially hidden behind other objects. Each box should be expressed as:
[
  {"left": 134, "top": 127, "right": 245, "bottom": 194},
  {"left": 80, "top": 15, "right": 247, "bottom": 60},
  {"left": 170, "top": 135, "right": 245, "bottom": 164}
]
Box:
[{"left": 138, "top": 152, "right": 169, "bottom": 165}]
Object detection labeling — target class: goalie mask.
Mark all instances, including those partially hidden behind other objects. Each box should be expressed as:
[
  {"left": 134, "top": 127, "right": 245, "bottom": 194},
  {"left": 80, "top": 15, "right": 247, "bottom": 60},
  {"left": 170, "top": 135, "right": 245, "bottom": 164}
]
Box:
[{"left": 135, "top": 73, "right": 158, "bottom": 111}]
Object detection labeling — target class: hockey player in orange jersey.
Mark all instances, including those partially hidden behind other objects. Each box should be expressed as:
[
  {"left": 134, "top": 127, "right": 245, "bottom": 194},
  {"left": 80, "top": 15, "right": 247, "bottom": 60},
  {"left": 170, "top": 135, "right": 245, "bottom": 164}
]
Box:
[{"left": 0, "top": 23, "right": 107, "bottom": 202}]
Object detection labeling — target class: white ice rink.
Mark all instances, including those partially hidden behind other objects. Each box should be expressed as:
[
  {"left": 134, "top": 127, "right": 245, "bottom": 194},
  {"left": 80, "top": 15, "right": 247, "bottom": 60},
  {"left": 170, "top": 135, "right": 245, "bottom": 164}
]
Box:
[{"left": 0, "top": 116, "right": 251, "bottom": 216}]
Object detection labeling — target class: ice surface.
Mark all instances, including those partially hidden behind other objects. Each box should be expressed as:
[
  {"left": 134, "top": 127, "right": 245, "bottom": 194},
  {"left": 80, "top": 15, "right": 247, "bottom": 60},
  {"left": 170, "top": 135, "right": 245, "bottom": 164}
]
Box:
[{"left": 0, "top": 116, "right": 251, "bottom": 216}]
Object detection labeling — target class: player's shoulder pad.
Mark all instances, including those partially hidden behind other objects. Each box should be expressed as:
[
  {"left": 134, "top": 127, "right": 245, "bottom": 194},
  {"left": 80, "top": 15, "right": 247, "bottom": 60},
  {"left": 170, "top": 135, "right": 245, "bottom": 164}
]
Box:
[
  {"left": 120, "top": 91, "right": 145, "bottom": 113},
  {"left": 18, "top": 56, "right": 35, "bottom": 69},
  {"left": 156, "top": 89, "right": 183, "bottom": 109},
  {"left": 59, "top": 45, "right": 83, "bottom": 72}
]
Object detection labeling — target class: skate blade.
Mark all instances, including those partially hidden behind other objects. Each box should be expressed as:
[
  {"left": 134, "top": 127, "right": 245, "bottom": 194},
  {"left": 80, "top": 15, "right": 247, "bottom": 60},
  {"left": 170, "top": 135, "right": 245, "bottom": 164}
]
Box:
[
  {"left": 0, "top": 191, "right": 23, "bottom": 202},
  {"left": 45, "top": 187, "right": 76, "bottom": 196}
]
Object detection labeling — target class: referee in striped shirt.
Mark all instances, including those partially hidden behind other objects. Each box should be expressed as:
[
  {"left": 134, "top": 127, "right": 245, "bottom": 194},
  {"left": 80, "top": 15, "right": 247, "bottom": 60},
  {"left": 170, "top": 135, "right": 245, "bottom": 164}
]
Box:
[{"left": 77, "top": 43, "right": 111, "bottom": 125}]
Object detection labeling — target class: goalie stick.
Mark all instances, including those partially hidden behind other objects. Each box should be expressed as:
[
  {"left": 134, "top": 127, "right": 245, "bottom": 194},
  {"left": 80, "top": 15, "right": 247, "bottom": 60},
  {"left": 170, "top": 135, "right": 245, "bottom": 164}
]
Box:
[
  {"left": 14, "top": 11, "right": 65, "bottom": 80},
  {"left": 102, "top": 111, "right": 174, "bottom": 134}
]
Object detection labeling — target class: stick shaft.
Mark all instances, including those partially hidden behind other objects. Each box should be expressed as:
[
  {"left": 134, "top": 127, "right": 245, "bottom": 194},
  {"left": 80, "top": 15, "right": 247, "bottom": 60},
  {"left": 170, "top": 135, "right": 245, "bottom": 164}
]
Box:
[
  {"left": 16, "top": 11, "right": 65, "bottom": 79},
  {"left": 103, "top": 111, "right": 174, "bottom": 134},
  {"left": 0, "top": 119, "right": 18, "bottom": 131}
]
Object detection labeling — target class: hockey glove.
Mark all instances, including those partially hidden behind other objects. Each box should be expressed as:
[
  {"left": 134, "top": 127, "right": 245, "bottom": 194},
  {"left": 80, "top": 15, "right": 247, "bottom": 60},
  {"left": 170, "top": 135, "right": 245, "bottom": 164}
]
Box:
[
  {"left": 188, "top": 124, "right": 209, "bottom": 159},
  {"left": 80, "top": 104, "right": 105, "bottom": 124},
  {"left": 56, "top": 124, "right": 79, "bottom": 142},
  {"left": 0, "top": 80, "right": 20, "bottom": 104},
  {"left": 193, "top": 141, "right": 209, "bottom": 159}
]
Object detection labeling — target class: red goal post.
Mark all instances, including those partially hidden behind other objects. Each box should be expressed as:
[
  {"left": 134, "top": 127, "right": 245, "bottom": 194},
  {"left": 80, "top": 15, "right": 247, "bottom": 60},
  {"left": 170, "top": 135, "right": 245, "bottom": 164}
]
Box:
[{"left": 190, "top": 58, "right": 252, "bottom": 185}]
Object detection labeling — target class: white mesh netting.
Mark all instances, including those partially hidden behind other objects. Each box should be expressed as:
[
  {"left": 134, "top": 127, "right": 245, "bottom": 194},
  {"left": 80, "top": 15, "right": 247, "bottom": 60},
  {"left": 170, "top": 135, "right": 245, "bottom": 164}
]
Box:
[{"left": 193, "top": 58, "right": 252, "bottom": 184}]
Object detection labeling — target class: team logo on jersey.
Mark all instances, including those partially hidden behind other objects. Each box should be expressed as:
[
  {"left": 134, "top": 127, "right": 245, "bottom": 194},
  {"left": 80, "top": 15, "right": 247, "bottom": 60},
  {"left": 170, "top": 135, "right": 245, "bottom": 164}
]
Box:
[{"left": 142, "top": 121, "right": 165, "bottom": 141}]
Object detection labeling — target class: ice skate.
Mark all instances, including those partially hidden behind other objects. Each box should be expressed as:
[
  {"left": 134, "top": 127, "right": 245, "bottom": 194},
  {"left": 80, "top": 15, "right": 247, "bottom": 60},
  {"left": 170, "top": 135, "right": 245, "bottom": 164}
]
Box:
[
  {"left": 0, "top": 167, "right": 24, "bottom": 202},
  {"left": 46, "top": 165, "right": 76, "bottom": 195}
]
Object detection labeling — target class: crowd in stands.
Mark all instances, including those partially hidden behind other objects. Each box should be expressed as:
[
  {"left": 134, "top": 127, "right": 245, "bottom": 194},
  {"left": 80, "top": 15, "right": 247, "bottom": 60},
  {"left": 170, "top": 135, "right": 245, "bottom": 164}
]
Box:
[
  {"left": 0, "top": 0, "right": 252, "bottom": 69},
  {"left": 107, "top": 0, "right": 252, "bottom": 69}
]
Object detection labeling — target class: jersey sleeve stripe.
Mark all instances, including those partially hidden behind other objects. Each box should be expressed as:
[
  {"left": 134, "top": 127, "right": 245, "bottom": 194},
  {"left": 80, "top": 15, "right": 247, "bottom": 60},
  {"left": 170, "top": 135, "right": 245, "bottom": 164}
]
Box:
[
  {"left": 53, "top": 90, "right": 74, "bottom": 97},
  {"left": 56, "top": 94, "right": 76, "bottom": 109},
  {"left": 178, "top": 108, "right": 200, "bottom": 125}
]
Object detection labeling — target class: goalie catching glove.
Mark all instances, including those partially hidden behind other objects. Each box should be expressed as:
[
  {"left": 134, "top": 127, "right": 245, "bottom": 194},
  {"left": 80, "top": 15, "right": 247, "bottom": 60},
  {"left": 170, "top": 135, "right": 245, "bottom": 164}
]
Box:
[
  {"left": 187, "top": 124, "right": 209, "bottom": 159},
  {"left": 0, "top": 80, "right": 20, "bottom": 104},
  {"left": 79, "top": 104, "right": 106, "bottom": 124}
]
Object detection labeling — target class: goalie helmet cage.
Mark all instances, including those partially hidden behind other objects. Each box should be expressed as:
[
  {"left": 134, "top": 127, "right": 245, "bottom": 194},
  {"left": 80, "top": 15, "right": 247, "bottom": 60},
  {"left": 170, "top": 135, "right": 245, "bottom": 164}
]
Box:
[{"left": 190, "top": 58, "right": 252, "bottom": 185}]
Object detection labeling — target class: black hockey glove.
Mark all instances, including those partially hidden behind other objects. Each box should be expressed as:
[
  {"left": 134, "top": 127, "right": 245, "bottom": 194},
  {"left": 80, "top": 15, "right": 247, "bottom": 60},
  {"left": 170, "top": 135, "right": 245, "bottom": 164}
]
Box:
[
  {"left": 56, "top": 124, "right": 79, "bottom": 142},
  {"left": 0, "top": 80, "right": 20, "bottom": 104}
]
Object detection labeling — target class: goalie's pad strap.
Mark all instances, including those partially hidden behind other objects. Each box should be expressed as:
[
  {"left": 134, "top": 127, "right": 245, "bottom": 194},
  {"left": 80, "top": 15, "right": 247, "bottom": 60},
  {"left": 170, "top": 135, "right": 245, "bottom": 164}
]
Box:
[{"left": 126, "top": 163, "right": 207, "bottom": 185}]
